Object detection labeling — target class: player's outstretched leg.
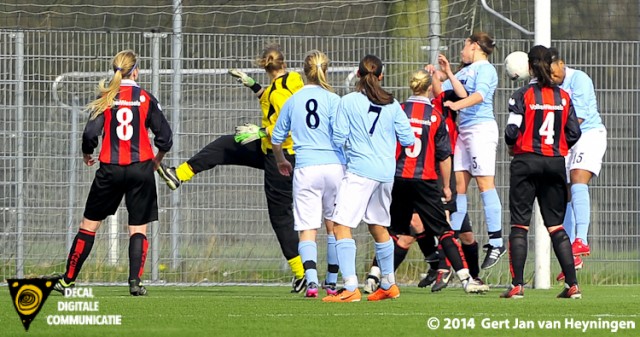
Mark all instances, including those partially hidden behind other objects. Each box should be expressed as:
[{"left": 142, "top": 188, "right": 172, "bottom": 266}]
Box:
[{"left": 156, "top": 163, "right": 181, "bottom": 190}]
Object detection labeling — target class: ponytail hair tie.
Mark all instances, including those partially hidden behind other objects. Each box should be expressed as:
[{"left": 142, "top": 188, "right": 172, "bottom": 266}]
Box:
[{"left": 125, "top": 62, "right": 138, "bottom": 76}]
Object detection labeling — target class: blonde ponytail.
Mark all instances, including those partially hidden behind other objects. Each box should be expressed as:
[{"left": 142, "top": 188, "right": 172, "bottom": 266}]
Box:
[
  {"left": 86, "top": 50, "right": 138, "bottom": 119},
  {"left": 303, "top": 50, "right": 334, "bottom": 92}
]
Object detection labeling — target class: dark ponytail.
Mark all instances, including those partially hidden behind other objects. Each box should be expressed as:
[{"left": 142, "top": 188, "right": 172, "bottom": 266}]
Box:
[
  {"left": 528, "top": 45, "right": 554, "bottom": 87},
  {"left": 355, "top": 55, "right": 394, "bottom": 105}
]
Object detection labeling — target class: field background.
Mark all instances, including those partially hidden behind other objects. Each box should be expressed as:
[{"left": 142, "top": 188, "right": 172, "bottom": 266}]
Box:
[{"left": 1, "top": 285, "right": 639, "bottom": 337}]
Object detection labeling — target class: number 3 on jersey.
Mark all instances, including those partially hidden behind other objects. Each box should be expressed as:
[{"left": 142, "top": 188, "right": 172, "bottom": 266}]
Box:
[
  {"left": 539, "top": 112, "right": 555, "bottom": 145},
  {"left": 116, "top": 107, "right": 134, "bottom": 141}
]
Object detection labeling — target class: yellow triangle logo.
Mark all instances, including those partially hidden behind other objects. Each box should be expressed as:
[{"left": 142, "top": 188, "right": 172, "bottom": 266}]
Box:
[{"left": 7, "top": 276, "right": 59, "bottom": 331}]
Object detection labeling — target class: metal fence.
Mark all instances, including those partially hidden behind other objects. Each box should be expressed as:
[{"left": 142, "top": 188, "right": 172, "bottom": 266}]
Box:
[{"left": 1, "top": 30, "right": 638, "bottom": 286}]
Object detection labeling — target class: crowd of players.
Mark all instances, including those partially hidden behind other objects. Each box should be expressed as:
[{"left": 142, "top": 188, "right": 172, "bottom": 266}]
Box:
[{"left": 53, "top": 31, "right": 605, "bottom": 301}]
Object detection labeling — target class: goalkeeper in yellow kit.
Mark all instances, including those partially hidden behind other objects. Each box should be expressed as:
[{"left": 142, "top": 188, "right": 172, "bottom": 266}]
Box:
[{"left": 157, "top": 44, "right": 307, "bottom": 292}]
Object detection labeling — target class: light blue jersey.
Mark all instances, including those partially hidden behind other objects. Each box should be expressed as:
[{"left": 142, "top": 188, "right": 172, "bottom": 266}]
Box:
[
  {"left": 332, "top": 92, "right": 414, "bottom": 182},
  {"left": 272, "top": 85, "right": 345, "bottom": 168},
  {"left": 559, "top": 67, "right": 604, "bottom": 132},
  {"left": 442, "top": 60, "right": 498, "bottom": 128}
]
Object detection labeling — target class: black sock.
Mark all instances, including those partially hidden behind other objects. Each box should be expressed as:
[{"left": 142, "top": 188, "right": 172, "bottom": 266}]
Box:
[
  {"left": 462, "top": 241, "right": 480, "bottom": 278},
  {"left": 393, "top": 242, "right": 409, "bottom": 271},
  {"left": 439, "top": 231, "right": 467, "bottom": 271},
  {"left": 429, "top": 259, "right": 440, "bottom": 271},
  {"left": 488, "top": 230, "right": 502, "bottom": 243},
  {"left": 129, "top": 233, "right": 148, "bottom": 283},
  {"left": 550, "top": 228, "right": 577, "bottom": 286},
  {"left": 416, "top": 232, "right": 436, "bottom": 259},
  {"left": 436, "top": 244, "right": 450, "bottom": 270},
  {"left": 65, "top": 229, "right": 96, "bottom": 283},
  {"left": 415, "top": 232, "right": 439, "bottom": 270},
  {"left": 371, "top": 256, "right": 378, "bottom": 268},
  {"left": 509, "top": 226, "right": 528, "bottom": 285}
]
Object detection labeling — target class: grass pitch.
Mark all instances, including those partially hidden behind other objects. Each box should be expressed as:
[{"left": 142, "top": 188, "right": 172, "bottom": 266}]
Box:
[{"left": 1, "top": 284, "right": 638, "bottom": 337}]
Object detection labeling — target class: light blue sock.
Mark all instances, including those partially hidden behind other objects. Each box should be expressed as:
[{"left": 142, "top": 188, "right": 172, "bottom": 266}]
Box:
[
  {"left": 481, "top": 189, "right": 503, "bottom": 248},
  {"left": 326, "top": 234, "right": 339, "bottom": 284},
  {"left": 335, "top": 239, "right": 357, "bottom": 291},
  {"left": 450, "top": 194, "right": 467, "bottom": 231},
  {"left": 571, "top": 184, "right": 590, "bottom": 244},
  {"left": 298, "top": 240, "right": 318, "bottom": 285},
  {"left": 374, "top": 239, "right": 395, "bottom": 290},
  {"left": 563, "top": 202, "right": 575, "bottom": 243}
]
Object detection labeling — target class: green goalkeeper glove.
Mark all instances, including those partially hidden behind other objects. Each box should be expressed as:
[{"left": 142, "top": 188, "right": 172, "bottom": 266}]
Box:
[
  {"left": 234, "top": 123, "right": 267, "bottom": 145},
  {"left": 228, "top": 69, "right": 256, "bottom": 87}
]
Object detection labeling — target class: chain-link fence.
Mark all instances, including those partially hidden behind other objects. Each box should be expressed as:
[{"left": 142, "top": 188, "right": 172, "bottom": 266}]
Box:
[{"left": 1, "top": 29, "right": 638, "bottom": 286}]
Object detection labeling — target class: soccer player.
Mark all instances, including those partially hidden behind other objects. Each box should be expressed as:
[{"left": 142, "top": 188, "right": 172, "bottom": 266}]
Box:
[
  {"left": 322, "top": 55, "right": 415, "bottom": 302},
  {"left": 422, "top": 60, "right": 484, "bottom": 290},
  {"left": 271, "top": 50, "right": 344, "bottom": 298},
  {"left": 441, "top": 32, "right": 505, "bottom": 270},
  {"left": 156, "top": 44, "right": 307, "bottom": 293},
  {"left": 501, "top": 45, "right": 582, "bottom": 299},
  {"left": 363, "top": 68, "right": 482, "bottom": 293},
  {"left": 549, "top": 48, "right": 607, "bottom": 281},
  {"left": 389, "top": 69, "right": 488, "bottom": 295},
  {"left": 54, "top": 50, "right": 173, "bottom": 296}
]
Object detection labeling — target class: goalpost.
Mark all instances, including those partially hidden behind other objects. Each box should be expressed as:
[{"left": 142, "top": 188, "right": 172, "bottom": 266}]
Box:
[
  {"left": 532, "top": 0, "right": 552, "bottom": 290},
  {"left": 482, "top": 0, "right": 552, "bottom": 289}
]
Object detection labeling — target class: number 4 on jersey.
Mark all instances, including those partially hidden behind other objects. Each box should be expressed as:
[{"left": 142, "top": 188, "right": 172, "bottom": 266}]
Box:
[{"left": 539, "top": 112, "right": 555, "bottom": 145}]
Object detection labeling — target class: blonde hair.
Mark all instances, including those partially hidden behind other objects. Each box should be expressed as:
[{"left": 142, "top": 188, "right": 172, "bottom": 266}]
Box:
[
  {"left": 303, "top": 50, "right": 334, "bottom": 92},
  {"left": 256, "top": 44, "right": 285, "bottom": 73},
  {"left": 86, "top": 49, "right": 138, "bottom": 119},
  {"left": 409, "top": 69, "right": 432, "bottom": 95}
]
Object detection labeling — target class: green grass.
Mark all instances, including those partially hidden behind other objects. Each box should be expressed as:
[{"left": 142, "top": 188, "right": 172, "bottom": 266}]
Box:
[{"left": 1, "top": 285, "right": 638, "bottom": 337}]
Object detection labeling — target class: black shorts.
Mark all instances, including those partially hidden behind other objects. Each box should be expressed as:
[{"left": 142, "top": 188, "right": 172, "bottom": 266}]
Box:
[
  {"left": 84, "top": 160, "right": 158, "bottom": 225},
  {"left": 509, "top": 153, "right": 567, "bottom": 227},
  {"left": 390, "top": 178, "right": 451, "bottom": 237}
]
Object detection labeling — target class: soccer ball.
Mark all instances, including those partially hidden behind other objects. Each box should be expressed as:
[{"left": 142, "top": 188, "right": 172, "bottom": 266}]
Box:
[{"left": 504, "top": 51, "right": 530, "bottom": 82}]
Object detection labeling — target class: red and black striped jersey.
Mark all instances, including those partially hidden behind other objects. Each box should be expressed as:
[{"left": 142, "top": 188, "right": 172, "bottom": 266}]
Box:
[
  {"left": 396, "top": 96, "right": 451, "bottom": 180},
  {"left": 505, "top": 83, "right": 581, "bottom": 156},
  {"left": 432, "top": 90, "right": 461, "bottom": 154},
  {"left": 82, "top": 80, "right": 173, "bottom": 165}
]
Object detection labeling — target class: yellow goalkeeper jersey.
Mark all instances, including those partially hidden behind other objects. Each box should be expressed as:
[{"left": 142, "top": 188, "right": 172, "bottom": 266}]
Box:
[{"left": 260, "top": 71, "right": 304, "bottom": 154}]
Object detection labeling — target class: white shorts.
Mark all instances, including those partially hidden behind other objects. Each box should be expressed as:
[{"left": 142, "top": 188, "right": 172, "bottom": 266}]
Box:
[
  {"left": 565, "top": 126, "right": 607, "bottom": 180},
  {"left": 454, "top": 121, "right": 498, "bottom": 176},
  {"left": 329, "top": 172, "right": 393, "bottom": 229},
  {"left": 293, "top": 164, "right": 345, "bottom": 231}
]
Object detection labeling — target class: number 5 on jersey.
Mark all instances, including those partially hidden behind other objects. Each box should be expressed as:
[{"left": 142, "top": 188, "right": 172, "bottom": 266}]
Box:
[{"left": 405, "top": 127, "right": 423, "bottom": 158}]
